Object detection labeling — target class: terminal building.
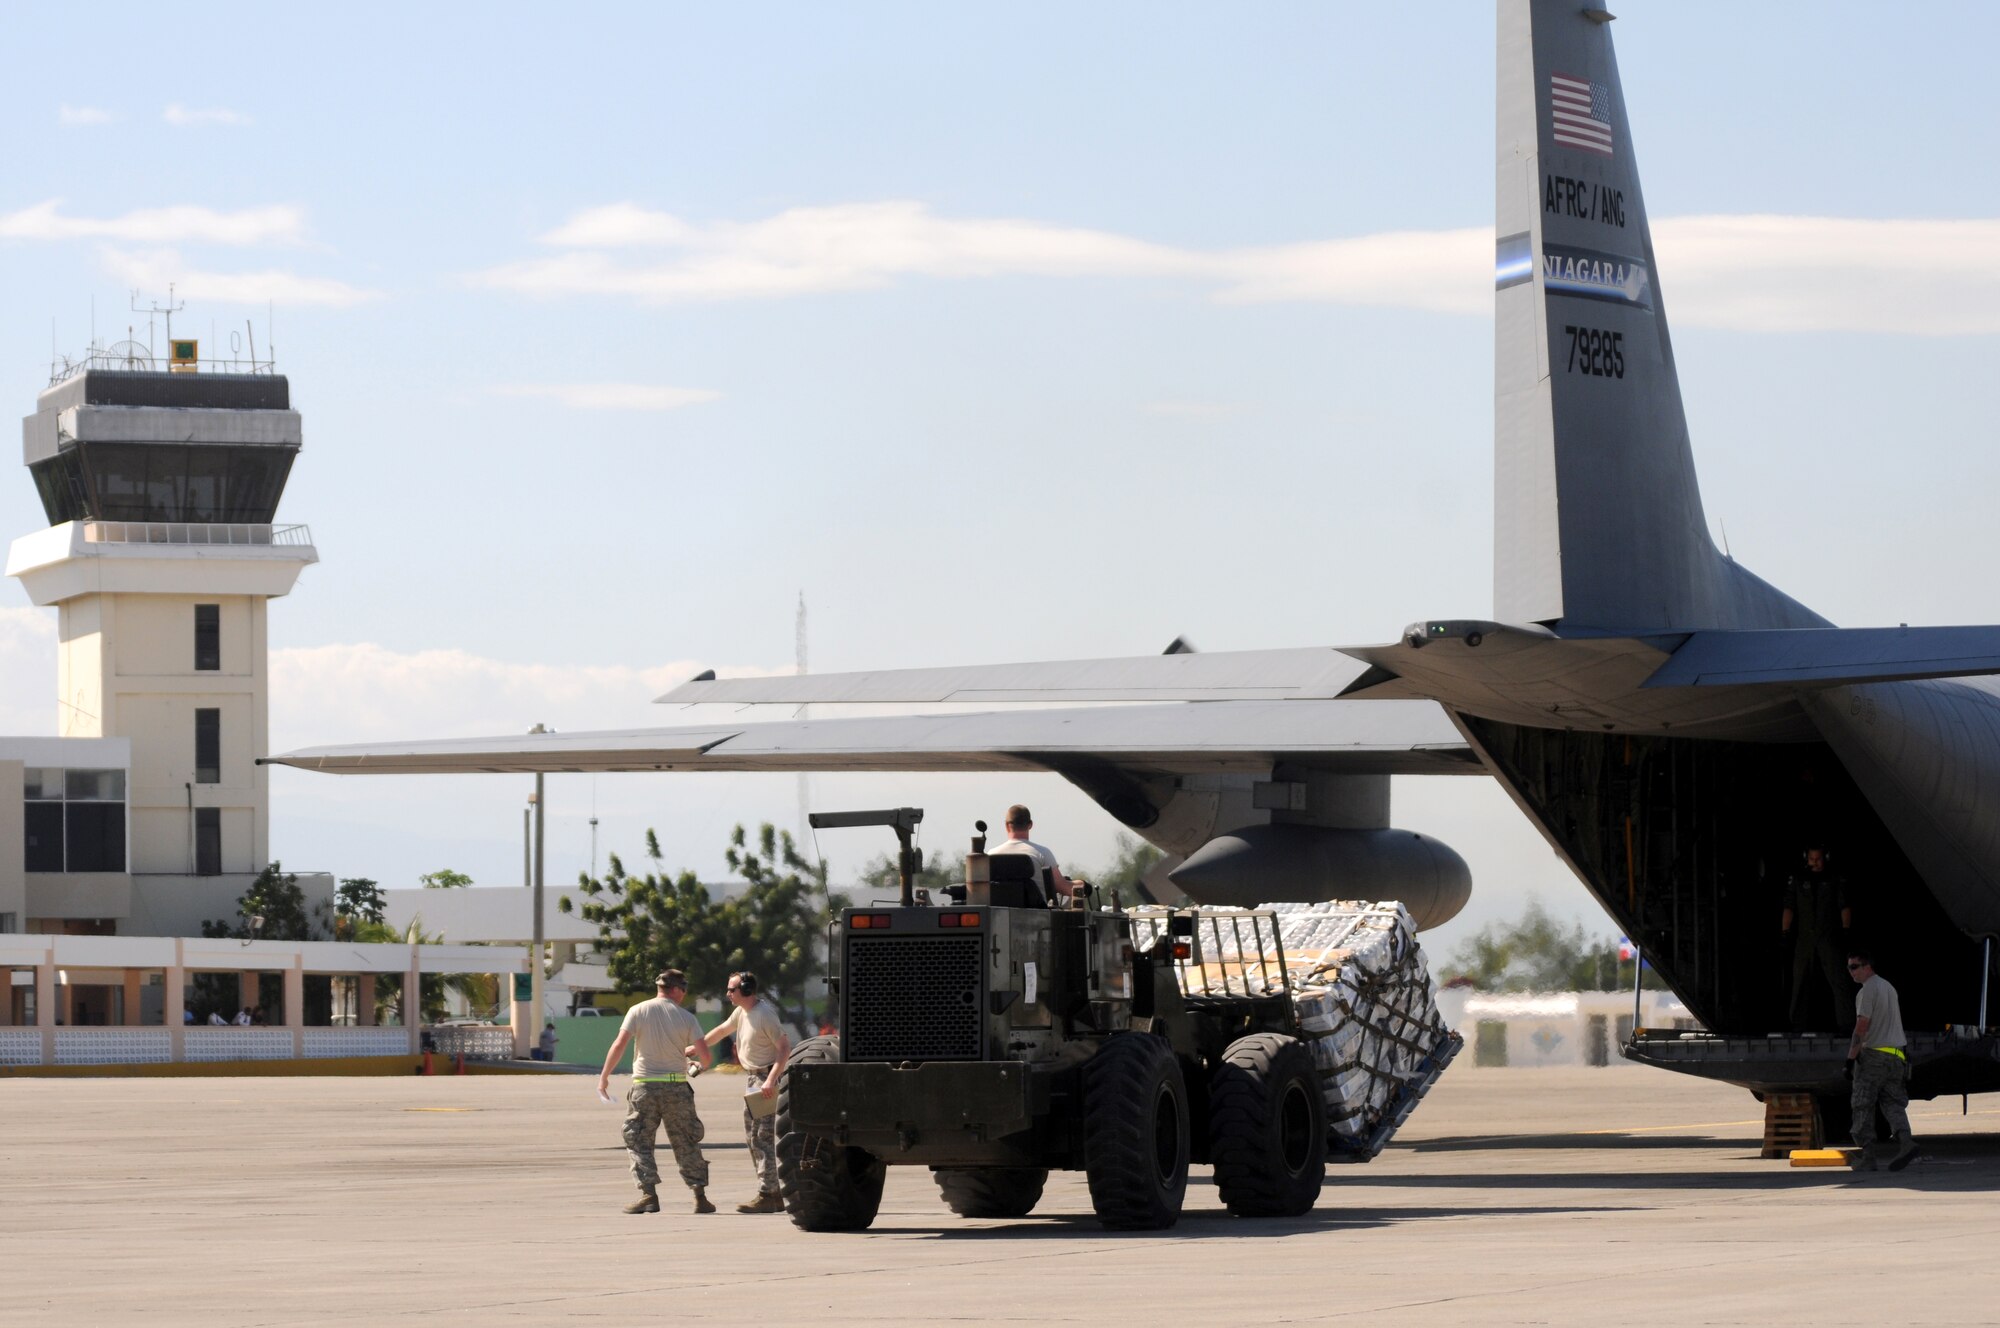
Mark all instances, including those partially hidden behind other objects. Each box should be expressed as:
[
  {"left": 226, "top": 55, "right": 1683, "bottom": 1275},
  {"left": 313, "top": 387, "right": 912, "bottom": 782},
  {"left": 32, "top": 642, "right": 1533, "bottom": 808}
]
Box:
[{"left": 0, "top": 350, "right": 322, "bottom": 938}]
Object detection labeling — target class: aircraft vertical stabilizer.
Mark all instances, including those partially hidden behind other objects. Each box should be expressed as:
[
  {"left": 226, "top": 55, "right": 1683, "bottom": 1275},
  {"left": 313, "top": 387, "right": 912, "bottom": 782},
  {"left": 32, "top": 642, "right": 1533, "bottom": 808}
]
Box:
[{"left": 1494, "top": 0, "right": 1822, "bottom": 634}]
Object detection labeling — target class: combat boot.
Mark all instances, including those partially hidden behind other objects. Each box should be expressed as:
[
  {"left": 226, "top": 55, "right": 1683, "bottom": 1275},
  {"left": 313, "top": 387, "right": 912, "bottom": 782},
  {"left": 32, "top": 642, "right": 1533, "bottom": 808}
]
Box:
[
  {"left": 1850, "top": 1147, "right": 1878, "bottom": 1172},
  {"left": 1887, "top": 1133, "right": 1922, "bottom": 1172},
  {"left": 736, "top": 1191, "right": 785, "bottom": 1214},
  {"left": 623, "top": 1188, "right": 660, "bottom": 1214},
  {"left": 692, "top": 1185, "right": 717, "bottom": 1214}
]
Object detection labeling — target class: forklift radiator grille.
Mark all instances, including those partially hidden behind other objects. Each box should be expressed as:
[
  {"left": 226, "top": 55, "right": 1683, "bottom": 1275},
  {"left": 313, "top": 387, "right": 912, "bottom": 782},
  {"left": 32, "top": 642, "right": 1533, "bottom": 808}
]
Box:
[{"left": 843, "top": 934, "right": 983, "bottom": 1061}]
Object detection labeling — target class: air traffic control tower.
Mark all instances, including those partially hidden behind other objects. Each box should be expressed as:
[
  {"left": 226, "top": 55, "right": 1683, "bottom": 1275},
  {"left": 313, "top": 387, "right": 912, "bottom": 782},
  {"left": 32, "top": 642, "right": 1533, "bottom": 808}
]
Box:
[{"left": 4, "top": 348, "right": 318, "bottom": 935}]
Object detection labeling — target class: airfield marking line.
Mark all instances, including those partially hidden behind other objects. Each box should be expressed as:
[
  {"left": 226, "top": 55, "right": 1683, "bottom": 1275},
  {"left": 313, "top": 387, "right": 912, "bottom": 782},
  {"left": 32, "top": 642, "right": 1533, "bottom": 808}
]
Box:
[
  {"left": 1571, "top": 1102, "right": 2000, "bottom": 1137},
  {"left": 1575, "top": 1116, "right": 1763, "bottom": 1135}
]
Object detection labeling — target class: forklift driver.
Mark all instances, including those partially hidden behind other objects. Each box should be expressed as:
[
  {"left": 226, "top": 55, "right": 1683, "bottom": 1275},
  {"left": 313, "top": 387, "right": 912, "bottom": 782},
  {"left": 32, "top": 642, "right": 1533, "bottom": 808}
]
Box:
[{"left": 991, "top": 804, "right": 1079, "bottom": 902}]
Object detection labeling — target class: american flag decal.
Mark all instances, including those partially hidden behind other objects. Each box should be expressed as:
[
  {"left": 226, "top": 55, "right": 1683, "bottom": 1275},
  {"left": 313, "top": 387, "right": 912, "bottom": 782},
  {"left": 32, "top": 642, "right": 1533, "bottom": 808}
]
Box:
[{"left": 1550, "top": 72, "right": 1613, "bottom": 156}]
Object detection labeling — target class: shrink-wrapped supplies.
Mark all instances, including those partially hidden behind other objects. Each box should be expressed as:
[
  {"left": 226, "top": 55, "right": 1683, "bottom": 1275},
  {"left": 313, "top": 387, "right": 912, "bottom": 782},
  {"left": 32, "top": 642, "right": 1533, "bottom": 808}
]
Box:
[
  {"left": 1173, "top": 901, "right": 1450, "bottom": 1149},
  {"left": 1278, "top": 901, "right": 1448, "bottom": 1146}
]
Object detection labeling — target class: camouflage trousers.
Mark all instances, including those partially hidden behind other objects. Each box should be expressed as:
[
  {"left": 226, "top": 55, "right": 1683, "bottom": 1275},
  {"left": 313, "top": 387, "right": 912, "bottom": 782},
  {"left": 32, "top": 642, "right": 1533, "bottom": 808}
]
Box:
[
  {"left": 743, "top": 1065, "right": 778, "bottom": 1195},
  {"left": 1851, "top": 1049, "right": 1913, "bottom": 1155},
  {"left": 624, "top": 1081, "right": 709, "bottom": 1192}
]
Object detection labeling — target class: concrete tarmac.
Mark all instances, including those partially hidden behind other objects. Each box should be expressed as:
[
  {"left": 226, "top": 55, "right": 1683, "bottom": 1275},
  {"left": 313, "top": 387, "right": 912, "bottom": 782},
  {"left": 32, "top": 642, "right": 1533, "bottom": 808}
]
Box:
[{"left": 4, "top": 1065, "right": 1998, "bottom": 1326}]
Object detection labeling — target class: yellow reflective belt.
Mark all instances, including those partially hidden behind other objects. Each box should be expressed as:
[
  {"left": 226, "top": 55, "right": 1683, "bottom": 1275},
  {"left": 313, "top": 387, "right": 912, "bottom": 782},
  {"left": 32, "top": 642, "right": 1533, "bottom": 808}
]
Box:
[
  {"left": 634, "top": 1073, "right": 688, "bottom": 1083},
  {"left": 1870, "top": 1046, "right": 1907, "bottom": 1061}
]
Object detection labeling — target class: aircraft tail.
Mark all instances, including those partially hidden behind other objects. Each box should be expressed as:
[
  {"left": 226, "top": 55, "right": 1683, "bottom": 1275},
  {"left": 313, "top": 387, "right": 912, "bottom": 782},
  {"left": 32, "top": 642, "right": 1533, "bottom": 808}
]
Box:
[{"left": 1493, "top": 0, "right": 1822, "bottom": 633}]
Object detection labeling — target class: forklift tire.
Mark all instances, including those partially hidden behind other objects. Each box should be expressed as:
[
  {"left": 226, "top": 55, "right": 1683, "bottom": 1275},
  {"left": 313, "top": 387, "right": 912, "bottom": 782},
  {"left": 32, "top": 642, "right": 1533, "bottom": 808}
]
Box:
[
  {"left": 1209, "top": 1032, "right": 1326, "bottom": 1217},
  {"left": 931, "top": 1167, "right": 1049, "bottom": 1218},
  {"left": 776, "top": 1036, "right": 886, "bottom": 1231},
  {"left": 1082, "top": 1032, "right": 1190, "bottom": 1230}
]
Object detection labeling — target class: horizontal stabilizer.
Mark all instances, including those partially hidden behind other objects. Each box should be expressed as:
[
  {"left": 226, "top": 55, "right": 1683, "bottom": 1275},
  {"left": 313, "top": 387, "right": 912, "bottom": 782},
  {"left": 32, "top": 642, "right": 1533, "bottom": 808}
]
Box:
[
  {"left": 264, "top": 699, "right": 1478, "bottom": 777},
  {"left": 1644, "top": 626, "right": 2000, "bottom": 689},
  {"left": 656, "top": 647, "right": 1367, "bottom": 705}
]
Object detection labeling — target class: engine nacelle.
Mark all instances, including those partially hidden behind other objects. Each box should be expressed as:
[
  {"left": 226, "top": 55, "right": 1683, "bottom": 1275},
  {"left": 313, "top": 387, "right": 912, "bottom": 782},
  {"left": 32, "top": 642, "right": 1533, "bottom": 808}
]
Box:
[{"left": 1167, "top": 823, "right": 1471, "bottom": 931}]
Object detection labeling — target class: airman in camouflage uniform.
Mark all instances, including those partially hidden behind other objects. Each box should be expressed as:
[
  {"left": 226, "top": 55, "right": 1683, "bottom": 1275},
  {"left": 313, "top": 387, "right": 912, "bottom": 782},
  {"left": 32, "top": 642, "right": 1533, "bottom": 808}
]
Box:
[
  {"left": 1847, "top": 951, "right": 1919, "bottom": 1172},
  {"left": 598, "top": 969, "right": 715, "bottom": 1213},
  {"left": 694, "top": 971, "right": 791, "bottom": 1213},
  {"left": 622, "top": 1079, "right": 710, "bottom": 1194}
]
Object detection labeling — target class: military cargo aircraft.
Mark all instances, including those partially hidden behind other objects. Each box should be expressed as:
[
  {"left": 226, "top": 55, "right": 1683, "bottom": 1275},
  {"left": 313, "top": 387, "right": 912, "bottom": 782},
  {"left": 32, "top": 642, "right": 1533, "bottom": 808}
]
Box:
[{"left": 272, "top": 0, "right": 2000, "bottom": 1102}]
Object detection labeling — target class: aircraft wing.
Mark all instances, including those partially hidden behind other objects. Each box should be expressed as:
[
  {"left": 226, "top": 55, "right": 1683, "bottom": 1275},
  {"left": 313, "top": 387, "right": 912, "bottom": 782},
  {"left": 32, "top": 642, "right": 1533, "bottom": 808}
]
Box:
[
  {"left": 656, "top": 646, "right": 1367, "bottom": 705},
  {"left": 1643, "top": 626, "right": 2000, "bottom": 689},
  {"left": 264, "top": 698, "right": 1480, "bottom": 777}
]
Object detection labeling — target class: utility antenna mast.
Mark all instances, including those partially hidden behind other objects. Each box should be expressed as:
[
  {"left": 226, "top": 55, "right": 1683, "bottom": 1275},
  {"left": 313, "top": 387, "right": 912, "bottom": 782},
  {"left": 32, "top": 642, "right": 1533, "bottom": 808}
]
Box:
[
  {"left": 795, "top": 591, "right": 810, "bottom": 846},
  {"left": 130, "top": 285, "right": 185, "bottom": 357}
]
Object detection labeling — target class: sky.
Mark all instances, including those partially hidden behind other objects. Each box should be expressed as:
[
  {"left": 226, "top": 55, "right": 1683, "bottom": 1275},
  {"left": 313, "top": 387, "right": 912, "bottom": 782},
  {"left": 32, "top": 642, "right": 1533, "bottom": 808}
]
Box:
[{"left": 2, "top": 3, "right": 1996, "bottom": 958}]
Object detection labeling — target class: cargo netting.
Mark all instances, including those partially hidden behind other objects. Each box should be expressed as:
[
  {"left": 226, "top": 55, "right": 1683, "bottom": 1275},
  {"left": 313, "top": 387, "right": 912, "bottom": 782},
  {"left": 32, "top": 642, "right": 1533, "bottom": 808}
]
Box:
[{"left": 1135, "top": 901, "right": 1453, "bottom": 1150}]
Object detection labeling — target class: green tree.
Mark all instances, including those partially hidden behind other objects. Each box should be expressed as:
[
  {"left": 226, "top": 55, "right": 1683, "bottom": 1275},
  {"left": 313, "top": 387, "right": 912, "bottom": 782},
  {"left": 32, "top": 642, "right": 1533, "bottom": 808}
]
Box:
[
  {"left": 719, "top": 823, "right": 842, "bottom": 1008},
  {"left": 1441, "top": 896, "right": 1666, "bottom": 992},
  {"left": 855, "top": 848, "right": 959, "bottom": 900},
  {"left": 347, "top": 916, "right": 490, "bottom": 1023},
  {"left": 334, "top": 877, "right": 385, "bottom": 937},
  {"left": 1089, "top": 833, "right": 1171, "bottom": 909},
  {"left": 573, "top": 825, "right": 846, "bottom": 1012},
  {"left": 202, "top": 861, "right": 325, "bottom": 941},
  {"left": 573, "top": 829, "right": 733, "bottom": 997},
  {"left": 419, "top": 868, "right": 473, "bottom": 890}
]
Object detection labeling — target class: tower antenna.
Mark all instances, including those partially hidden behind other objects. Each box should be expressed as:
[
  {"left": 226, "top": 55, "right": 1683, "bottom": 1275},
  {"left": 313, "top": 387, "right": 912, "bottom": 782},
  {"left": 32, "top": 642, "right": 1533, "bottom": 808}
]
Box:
[{"left": 131, "top": 286, "right": 184, "bottom": 357}]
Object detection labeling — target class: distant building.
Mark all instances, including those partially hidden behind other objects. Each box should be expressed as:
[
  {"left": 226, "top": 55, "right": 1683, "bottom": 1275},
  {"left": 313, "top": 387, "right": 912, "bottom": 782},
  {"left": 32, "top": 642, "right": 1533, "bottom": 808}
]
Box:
[
  {"left": 2, "top": 353, "right": 320, "bottom": 938},
  {"left": 1449, "top": 990, "right": 1700, "bottom": 1068}
]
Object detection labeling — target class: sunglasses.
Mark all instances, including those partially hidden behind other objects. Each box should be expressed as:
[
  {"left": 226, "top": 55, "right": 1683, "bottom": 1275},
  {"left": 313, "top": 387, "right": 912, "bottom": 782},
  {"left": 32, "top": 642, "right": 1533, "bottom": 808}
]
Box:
[{"left": 1846, "top": 962, "right": 1865, "bottom": 971}]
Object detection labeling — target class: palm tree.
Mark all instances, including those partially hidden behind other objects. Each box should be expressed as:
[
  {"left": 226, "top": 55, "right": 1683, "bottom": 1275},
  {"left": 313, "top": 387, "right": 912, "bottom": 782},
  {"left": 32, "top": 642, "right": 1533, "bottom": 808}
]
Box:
[{"left": 342, "top": 916, "right": 493, "bottom": 1025}]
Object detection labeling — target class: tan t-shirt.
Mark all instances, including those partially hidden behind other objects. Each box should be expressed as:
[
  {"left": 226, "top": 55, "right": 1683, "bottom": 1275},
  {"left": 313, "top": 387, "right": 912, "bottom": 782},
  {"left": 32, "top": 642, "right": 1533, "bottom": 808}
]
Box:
[
  {"left": 619, "top": 996, "right": 704, "bottom": 1080},
  {"left": 1856, "top": 974, "right": 1907, "bottom": 1050},
  {"left": 717, "top": 998, "right": 787, "bottom": 1071}
]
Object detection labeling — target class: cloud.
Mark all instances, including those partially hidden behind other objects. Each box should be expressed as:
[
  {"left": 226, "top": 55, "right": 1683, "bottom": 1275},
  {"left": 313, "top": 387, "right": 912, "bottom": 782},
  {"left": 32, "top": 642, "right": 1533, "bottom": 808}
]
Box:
[
  {"left": 475, "top": 200, "right": 1193, "bottom": 302},
  {"left": 1142, "top": 400, "right": 1243, "bottom": 419},
  {"left": 492, "top": 382, "right": 721, "bottom": 412},
  {"left": 1650, "top": 215, "right": 2000, "bottom": 336},
  {"left": 474, "top": 201, "right": 2000, "bottom": 334},
  {"left": 0, "top": 200, "right": 306, "bottom": 246},
  {"left": 98, "top": 247, "right": 381, "bottom": 307},
  {"left": 164, "top": 103, "right": 250, "bottom": 128},
  {"left": 59, "top": 105, "right": 115, "bottom": 127},
  {"left": 1212, "top": 228, "right": 1491, "bottom": 312}
]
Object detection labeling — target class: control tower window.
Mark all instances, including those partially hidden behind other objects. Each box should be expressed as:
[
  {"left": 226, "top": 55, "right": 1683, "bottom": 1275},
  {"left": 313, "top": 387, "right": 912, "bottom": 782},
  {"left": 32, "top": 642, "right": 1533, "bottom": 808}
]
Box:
[
  {"left": 195, "top": 708, "right": 221, "bottom": 784},
  {"left": 195, "top": 605, "right": 220, "bottom": 671},
  {"left": 195, "top": 808, "right": 221, "bottom": 876},
  {"left": 71, "top": 444, "right": 296, "bottom": 524}
]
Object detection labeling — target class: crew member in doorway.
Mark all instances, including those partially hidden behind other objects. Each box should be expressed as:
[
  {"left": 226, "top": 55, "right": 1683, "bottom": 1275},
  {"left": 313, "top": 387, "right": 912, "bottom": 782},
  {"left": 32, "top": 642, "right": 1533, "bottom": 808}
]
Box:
[
  {"left": 1847, "top": 950, "right": 1919, "bottom": 1172},
  {"left": 597, "top": 969, "right": 714, "bottom": 1215},
  {"left": 991, "top": 804, "right": 1078, "bottom": 902},
  {"left": 1782, "top": 846, "right": 1853, "bottom": 1032}
]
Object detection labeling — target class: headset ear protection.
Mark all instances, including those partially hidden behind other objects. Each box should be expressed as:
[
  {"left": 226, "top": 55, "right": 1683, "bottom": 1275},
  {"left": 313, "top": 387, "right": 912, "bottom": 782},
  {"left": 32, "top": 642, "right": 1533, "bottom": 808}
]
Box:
[{"left": 1802, "top": 849, "right": 1831, "bottom": 866}]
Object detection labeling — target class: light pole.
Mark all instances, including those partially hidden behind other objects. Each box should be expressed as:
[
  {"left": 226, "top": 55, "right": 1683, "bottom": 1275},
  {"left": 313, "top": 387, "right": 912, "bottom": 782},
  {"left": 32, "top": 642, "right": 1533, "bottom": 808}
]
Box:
[{"left": 528, "top": 724, "right": 549, "bottom": 1031}]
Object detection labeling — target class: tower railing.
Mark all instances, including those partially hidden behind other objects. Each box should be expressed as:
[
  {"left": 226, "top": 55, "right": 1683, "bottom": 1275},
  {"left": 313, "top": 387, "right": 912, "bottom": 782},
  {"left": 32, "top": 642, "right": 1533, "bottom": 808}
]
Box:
[
  {"left": 80, "top": 521, "right": 313, "bottom": 548},
  {"left": 49, "top": 351, "right": 279, "bottom": 386}
]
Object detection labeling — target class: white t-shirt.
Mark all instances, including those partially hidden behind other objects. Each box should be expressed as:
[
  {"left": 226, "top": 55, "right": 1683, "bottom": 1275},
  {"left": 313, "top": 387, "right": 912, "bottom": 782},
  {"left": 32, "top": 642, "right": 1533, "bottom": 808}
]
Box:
[
  {"left": 992, "top": 838, "right": 1059, "bottom": 878},
  {"left": 619, "top": 996, "right": 705, "bottom": 1081},
  {"left": 716, "top": 998, "right": 787, "bottom": 1071}
]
